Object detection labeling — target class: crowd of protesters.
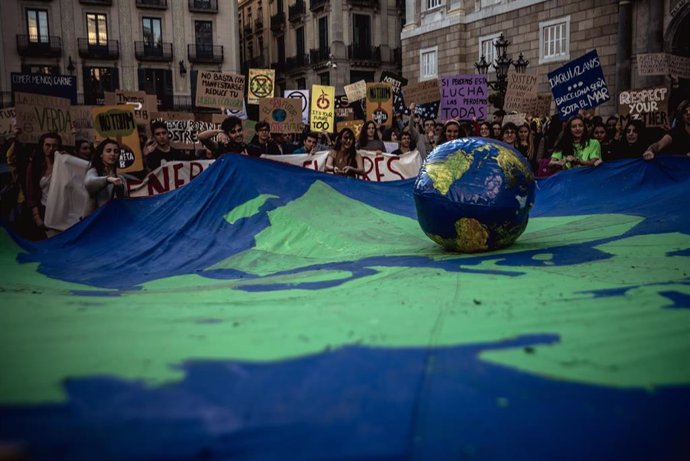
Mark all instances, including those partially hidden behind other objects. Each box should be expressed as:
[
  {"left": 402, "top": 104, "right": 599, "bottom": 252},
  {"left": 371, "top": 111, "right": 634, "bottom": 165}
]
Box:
[{"left": 1, "top": 95, "right": 689, "bottom": 241}]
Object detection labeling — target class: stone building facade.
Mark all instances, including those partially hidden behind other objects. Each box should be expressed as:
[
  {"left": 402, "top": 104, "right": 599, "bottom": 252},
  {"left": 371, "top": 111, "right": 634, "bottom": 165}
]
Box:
[
  {"left": 401, "top": 0, "right": 690, "bottom": 116},
  {"left": 237, "top": 0, "right": 405, "bottom": 94},
  {"left": 0, "top": 0, "right": 241, "bottom": 109}
]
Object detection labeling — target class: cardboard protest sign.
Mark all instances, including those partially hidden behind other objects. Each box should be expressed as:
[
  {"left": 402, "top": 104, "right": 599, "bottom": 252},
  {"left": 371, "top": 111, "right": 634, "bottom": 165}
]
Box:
[
  {"left": 248, "top": 69, "right": 276, "bottom": 105},
  {"left": 15, "top": 92, "right": 73, "bottom": 145},
  {"left": 195, "top": 71, "right": 245, "bottom": 110},
  {"left": 335, "top": 95, "right": 355, "bottom": 122},
  {"left": 284, "top": 89, "right": 310, "bottom": 125},
  {"left": 104, "top": 90, "right": 158, "bottom": 133},
  {"left": 258, "top": 98, "right": 303, "bottom": 133},
  {"left": 335, "top": 119, "right": 364, "bottom": 139},
  {"left": 668, "top": 54, "right": 690, "bottom": 79},
  {"left": 224, "top": 99, "right": 248, "bottom": 120},
  {"left": 637, "top": 53, "right": 669, "bottom": 76},
  {"left": 151, "top": 112, "right": 197, "bottom": 149},
  {"left": 69, "top": 105, "right": 96, "bottom": 143},
  {"left": 92, "top": 105, "right": 144, "bottom": 173},
  {"left": 344, "top": 80, "right": 367, "bottom": 102},
  {"left": 310, "top": 85, "right": 335, "bottom": 133},
  {"left": 504, "top": 73, "right": 538, "bottom": 113},
  {"left": 548, "top": 49, "right": 610, "bottom": 121},
  {"left": 366, "top": 83, "right": 394, "bottom": 128},
  {"left": 11, "top": 73, "right": 77, "bottom": 104},
  {"left": 619, "top": 87, "right": 669, "bottom": 128},
  {"left": 533, "top": 94, "right": 553, "bottom": 117},
  {"left": 439, "top": 74, "right": 488, "bottom": 121},
  {"left": 403, "top": 79, "right": 440, "bottom": 105},
  {"left": 0, "top": 107, "right": 15, "bottom": 139},
  {"left": 380, "top": 71, "right": 409, "bottom": 115},
  {"left": 502, "top": 113, "right": 527, "bottom": 127}
]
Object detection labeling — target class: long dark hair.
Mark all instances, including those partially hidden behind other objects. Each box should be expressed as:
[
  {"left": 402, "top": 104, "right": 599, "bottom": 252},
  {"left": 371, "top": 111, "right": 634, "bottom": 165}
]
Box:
[
  {"left": 554, "top": 115, "right": 593, "bottom": 158},
  {"left": 437, "top": 120, "right": 467, "bottom": 145},
  {"left": 335, "top": 128, "right": 357, "bottom": 158},
  {"left": 90, "top": 138, "right": 120, "bottom": 176},
  {"left": 357, "top": 121, "right": 380, "bottom": 147},
  {"left": 29, "top": 132, "right": 62, "bottom": 186}
]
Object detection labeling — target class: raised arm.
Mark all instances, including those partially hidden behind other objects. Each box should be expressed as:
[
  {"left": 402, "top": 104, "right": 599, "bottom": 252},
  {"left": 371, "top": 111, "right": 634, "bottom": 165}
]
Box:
[{"left": 643, "top": 134, "right": 673, "bottom": 160}]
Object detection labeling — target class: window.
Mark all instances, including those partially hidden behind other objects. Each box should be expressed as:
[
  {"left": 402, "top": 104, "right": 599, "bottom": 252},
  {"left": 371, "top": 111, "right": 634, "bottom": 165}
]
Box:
[
  {"left": 26, "top": 9, "right": 49, "bottom": 43},
  {"left": 86, "top": 13, "right": 108, "bottom": 46},
  {"left": 297, "top": 78, "right": 306, "bottom": 89},
  {"left": 84, "top": 67, "right": 118, "bottom": 105},
  {"left": 420, "top": 46, "right": 437, "bottom": 80},
  {"left": 540, "top": 16, "right": 570, "bottom": 63},
  {"left": 320, "top": 72, "right": 330, "bottom": 85},
  {"left": 195, "top": 20, "right": 213, "bottom": 57},
  {"left": 277, "top": 35, "right": 285, "bottom": 63},
  {"left": 142, "top": 17, "right": 162, "bottom": 47},
  {"left": 478, "top": 32, "right": 502, "bottom": 65},
  {"left": 352, "top": 14, "right": 371, "bottom": 50},
  {"left": 426, "top": 0, "right": 443, "bottom": 10},
  {"left": 478, "top": 0, "right": 501, "bottom": 8},
  {"left": 295, "top": 27, "right": 305, "bottom": 55},
  {"left": 318, "top": 16, "right": 328, "bottom": 51}
]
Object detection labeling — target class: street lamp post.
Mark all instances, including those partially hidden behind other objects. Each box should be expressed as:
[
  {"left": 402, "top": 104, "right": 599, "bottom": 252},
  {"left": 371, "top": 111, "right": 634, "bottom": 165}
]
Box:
[{"left": 475, "top": 34, "right": 529, "bottom": 110}]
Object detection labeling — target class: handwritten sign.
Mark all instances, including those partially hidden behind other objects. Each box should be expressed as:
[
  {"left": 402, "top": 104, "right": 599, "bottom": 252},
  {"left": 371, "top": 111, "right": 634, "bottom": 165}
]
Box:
[
  {"left": 248, "top": 68, "right": 275, "bottom": 105},
  {"left": 380, "top": 71, "right": 408, "bottom": 114},
  {"left": 504, "top": 73, "right": 538, "bottom": 113},
  {"left": 403, "top": 79, "right": 440, "bottom": 105},
  {"left": 344, "top": 80, "right": 367, "bottom": 102},
  {"left": 195, "top": 71, "right": 245, "bottom": 110},
  {"left": 259, "top": 98, "right": 303, "bottom": 133},
  {"left": 92, "top": 105, "right": 144, "bottom": 173},
  {"left": 336, "top": 120, "right": 364, "bottom": 139},
  {"left": 619, "top": 87, "right": 669, "bottom": 128},
  {"left": 310, "top": 84, "right": 335, "bottom": 133},
  {"left": 104, "top": 90, "right": 157, "bottom": 133},
  {"left": 533, "top": 94, "right": 553, "bottom": 118},
  {"left": 440, "top": 74, "right": 488, "bottom": 121},
  {"left": 548, "top": 49, "right": 610, "bottom": 121},
  {"left": 15, "top": 92, "right": 73, "bottom": 145},
  {"left": 69, "top": 105, "right": 96, "bottom": 143},
  {"left": 284, "top": 89, "right": 310, "bottom": 125},
  {"left": 669, "top": 54, "right": 690, "bottom": 79},
  {"left": 637, "top": 53, "right": 669, "bottom": 76},
  {"left": 0, "top": 107, "right": 16, "bottom": 139},
  {"left": 11, "top": 73, "right": 77, "bottom": 104},
  {"left": 365, "top": 83, "right": 393, "bottom": 128}
]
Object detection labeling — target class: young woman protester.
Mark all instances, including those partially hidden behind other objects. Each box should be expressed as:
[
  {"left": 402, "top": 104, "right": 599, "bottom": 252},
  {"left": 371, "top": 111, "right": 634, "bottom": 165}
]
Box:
[
  {"left": 437, "top": 120, "right": 466, "bottom": 146},
  {"left": 516, "top": 123, "right": 538, "bottom": 171},
  {"left": 610, "top": 119, "right": 649, "bottom": 161},
  {"left": 83, "top": 139, "right": 127, "bottom": 218},
  {"left": 549, "top": 115, "right": 602, "bottom": 170},
  {"left": 325, "top": 128, "right": 365, "bottom": 178},
  {"left": 357, "top": 120, "right": 386, "bottom": 153}
]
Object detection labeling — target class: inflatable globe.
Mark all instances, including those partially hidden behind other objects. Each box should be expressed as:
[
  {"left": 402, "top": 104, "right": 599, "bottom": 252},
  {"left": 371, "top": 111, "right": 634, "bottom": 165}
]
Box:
[{"left": 414, "top": 137, "right": 535, "bottom": 253}]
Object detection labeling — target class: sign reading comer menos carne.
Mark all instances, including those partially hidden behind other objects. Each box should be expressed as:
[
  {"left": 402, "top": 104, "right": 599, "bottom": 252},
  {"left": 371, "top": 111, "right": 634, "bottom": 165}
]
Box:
[
  {"left": 195, "top": 71, "right": 245, "bottom": 110},
  {"left": 548, "top": 49, "right": 610, "bottom": 121}
]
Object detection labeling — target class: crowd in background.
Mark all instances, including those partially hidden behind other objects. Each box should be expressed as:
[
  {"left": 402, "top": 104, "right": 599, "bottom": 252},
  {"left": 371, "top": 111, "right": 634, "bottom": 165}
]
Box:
[{"left": 1, "top": 96, "right": 689, "bottom": 241}]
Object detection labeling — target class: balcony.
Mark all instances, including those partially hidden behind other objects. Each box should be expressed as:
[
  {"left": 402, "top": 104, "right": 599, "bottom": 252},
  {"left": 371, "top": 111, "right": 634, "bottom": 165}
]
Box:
[
  {"left": 270, "top": 12, "right": 285, "bottom": 33},
  {"left": 189, "top": 0, "right": 217, "bottom": 13},
  {"left": 346, "top": 0, "right": 378, "bottom": 9},
  {"left": 244, "top": 24, "right": 253, "bottom": 36},
  {"left": 188, "top": 44, "right": 224, "bottom": 64},
  {"left": 254, "top": 18, "right": 264, "bottom": 32},
  {"left": 272, "top": 59, "right": 287, "bottom": 73},
  {"left": 241, "top": 56, "right": 265, "bottom": 73},
  {"left": 288, "top": 0, "right": 305, "bottom": 22},
  {"left": 16, "top": 35, "right": 62, "bottom": 58},
  {"left": 348, "top": 45, "right": 381, "bottom": 67},
  {"left": 134, "top": 41, "right": 173, "bottom": 61},
  {"left": 309, "top": 0, "right": 327, "bottom": 12},
  {"left": 309, "top": 47, "right": 330, "bottom": 67},
  {"left": 286, "top": 53, "right": 310, "bottom": 71},
  {"left": 79, "top": 0, "right": 112, "bottom": 5},
  {"left": 136, "top": 0, "right": 167, "bottom": 9},
  {"left": 78, "top": 38, "right": 119, "bottom": 59}
]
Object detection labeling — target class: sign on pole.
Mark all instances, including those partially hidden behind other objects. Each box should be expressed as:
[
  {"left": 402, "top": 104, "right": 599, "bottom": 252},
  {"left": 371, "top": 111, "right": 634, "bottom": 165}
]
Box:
[
  {"left": 310, "top": 85, "right": 335, "bottom": 133},
  {"left": 92, "top": 105, "right": 144, "bottom": 173},
  {"left": 195, "top": 71, "right": 245, "bottom": 110},
  {"left": 248, "top": 68, "right": 276, "bottom": 104},
  {"left": 439, "top": 74, "right": 488, "bottom": 121}
]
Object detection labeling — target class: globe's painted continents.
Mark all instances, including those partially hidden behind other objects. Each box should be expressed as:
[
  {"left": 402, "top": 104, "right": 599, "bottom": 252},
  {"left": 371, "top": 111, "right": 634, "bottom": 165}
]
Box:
[{"left": 414, "top": 137, "right": 535, "bottom": 252}]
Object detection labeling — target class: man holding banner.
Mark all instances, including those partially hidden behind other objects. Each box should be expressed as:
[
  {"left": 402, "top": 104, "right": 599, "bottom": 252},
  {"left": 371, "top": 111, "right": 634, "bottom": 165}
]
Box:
[{"left": 644, "top": 101, "right": 690, "bottom": 160}]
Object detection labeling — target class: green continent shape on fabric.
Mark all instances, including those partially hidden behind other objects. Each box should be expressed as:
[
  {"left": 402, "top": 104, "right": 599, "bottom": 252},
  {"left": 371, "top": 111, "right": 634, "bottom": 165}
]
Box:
[
  {"left": 1, "top": 182, "right": 690, "bottom": 404},
  {"left": 495, "top": 145, "right": 534, "bottom": 185},
  {"left": 224, "top": 194, "right": 279, "bottom": 224},
  {"left": 425, "top": 149, "right": 474, "bottom": 195}
]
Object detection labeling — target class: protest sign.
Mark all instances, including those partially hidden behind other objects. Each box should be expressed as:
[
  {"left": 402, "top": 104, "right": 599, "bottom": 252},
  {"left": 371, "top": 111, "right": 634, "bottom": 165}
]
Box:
[
  {"left": 15, "top": 92, "right": 73, "bottom": 145},
  {"left": 439, "top": 74, "right": 488, "bottom": 121},
  {"left": 366, "top": 83, "right": 394, "bottom": 127},
  {"left": 504, "top": 73, "right": 538, "bottom": 113},
  {"left": 344, "top": 80, "right": 367, "bottom": 102},
  {"left": 533, "top": 94, "right": 553, "bottom": 117},
  {"left": 224, "top": 99, "right": 248, "bottom": 120},
  {"left": 403, "top": 79, "right": 440, "bottom": 105},
  {"left": 11, "top": 73, "right": 77, "bottom": 104},
  {"left": 619, "top": 87, "right": 669, "bottom": 128},
  {"left": 195, "top": 71, "right": 245, "bottom": 110},
  {"left": 151, "top": 112, "right": 197, "bottom": 149},
  {"left": 310, "top": 85, "right": 335, "bottom": 133},
  {"left": 637, "top": 53, "right": 669, "bottom": 76},
  {"left": 92, "top": 105, "right": 144, "bottom": 173},
  {"left": 248, "top": 69, "right": 276, "bottom": 104},
  {"left": 104, "top": 90, "right": 158, "bottom": 132},
  {"left": 548, "top": 49, "right": 610, "bottom": 121},
  {"left": 259, "top": 98, "right": 303, "bottom": 133},
  {"left": 502, "top": 113, "right": 527, "bottom": 127},
  {"left": 336, "top": 120, "right": 364, "bottom": 139},
  {"left": 0, "top": 107, "right": 15, "bottom": 139},
  {"left": 380, "top": 71, "right": 409, "bottom": 114},
  {"left": 668, "top": 54, "right": 690, "bottom": 79},
  {"left": 69, "top": 105, "right": 96, "bottom": 143},
  {"left": 335, "top": 95, "right": 355, "bottom": 122},
  {"left": 284, "top": 89, "right": 310, "bottom": 125},
  {"left": 243, "top": 119, "right": 257, "bottom": 144}
]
